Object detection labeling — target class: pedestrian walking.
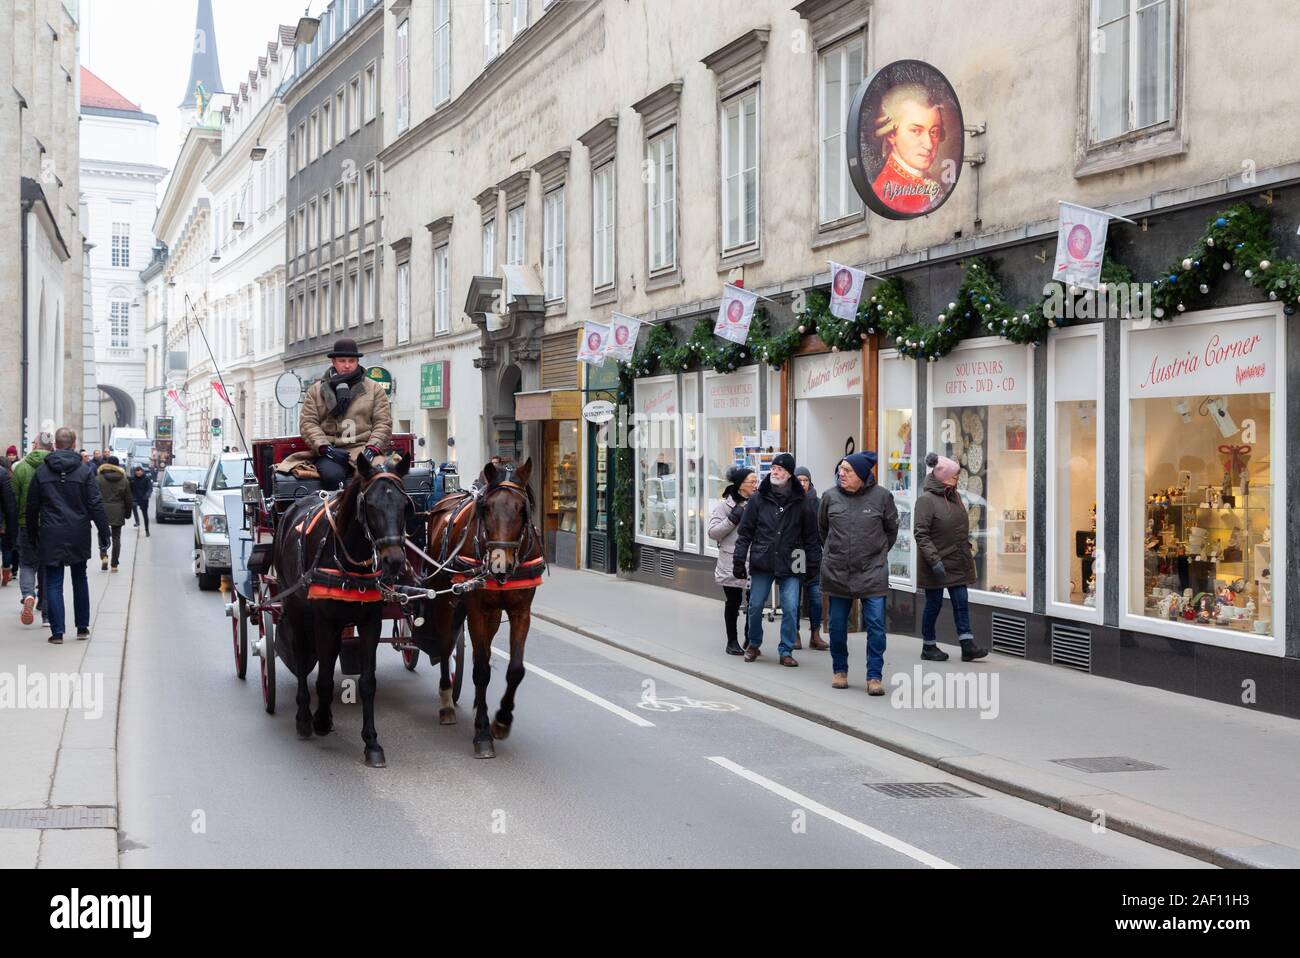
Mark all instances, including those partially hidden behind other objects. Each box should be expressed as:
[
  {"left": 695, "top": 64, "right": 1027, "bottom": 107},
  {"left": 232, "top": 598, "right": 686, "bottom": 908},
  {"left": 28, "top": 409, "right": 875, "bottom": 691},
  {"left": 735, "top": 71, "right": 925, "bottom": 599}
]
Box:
[
  {"left": 818, "top": 452, "right": 898, "bottom": 694},
  {"left": 12, "top": 433, "right": 53, "bottom": 626},
  {"left": 4, "top": 444, "right": 16, "bottom": 466},
  {"left": 793, "top": 466, "right": 828, "bottom": 652},
  {"left": 0, "top": 452, "right": 17, "bottom": 587},
  {"left": 129, "top": 464, "right": 153, "bottom": 535},
  {"left": 708, "top": 465, "right": 757, "bottom": 656},
  {"left": 25, "top": 428, "right": 110, "bottom": 644},
  {"left": 913, "top": 452, "right": 989, "bottom": 663},
  {"left": 96, "top": 456, "right": 132, "bottom": 571},
  {"left": 733, "top": 453, "right": 821, "bottom": 667}
]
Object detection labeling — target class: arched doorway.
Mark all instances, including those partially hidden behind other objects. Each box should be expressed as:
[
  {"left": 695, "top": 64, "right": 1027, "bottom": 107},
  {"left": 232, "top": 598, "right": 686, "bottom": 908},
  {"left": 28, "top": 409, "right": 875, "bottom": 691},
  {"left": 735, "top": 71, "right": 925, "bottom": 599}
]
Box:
[
  {"left": 97, "top": 384, "right": 137, "bottom": 445},
  {"left": 492, "top": 364, "right": 523, "bottom": 468}
]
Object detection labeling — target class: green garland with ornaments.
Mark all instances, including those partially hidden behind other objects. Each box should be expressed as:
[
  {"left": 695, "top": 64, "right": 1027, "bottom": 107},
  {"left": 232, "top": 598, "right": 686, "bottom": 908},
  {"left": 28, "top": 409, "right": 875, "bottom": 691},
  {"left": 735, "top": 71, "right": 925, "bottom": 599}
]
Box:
[{"left": 609, "top": 201, "right": 1300, "bottom": 570}]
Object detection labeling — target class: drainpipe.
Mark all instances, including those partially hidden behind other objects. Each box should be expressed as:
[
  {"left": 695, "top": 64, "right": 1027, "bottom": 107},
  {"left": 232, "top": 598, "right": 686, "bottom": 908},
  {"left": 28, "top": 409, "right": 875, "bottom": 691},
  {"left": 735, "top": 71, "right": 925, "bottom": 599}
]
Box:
[{"left": 19, "top": 198, "right": 31, "bottom": 450}]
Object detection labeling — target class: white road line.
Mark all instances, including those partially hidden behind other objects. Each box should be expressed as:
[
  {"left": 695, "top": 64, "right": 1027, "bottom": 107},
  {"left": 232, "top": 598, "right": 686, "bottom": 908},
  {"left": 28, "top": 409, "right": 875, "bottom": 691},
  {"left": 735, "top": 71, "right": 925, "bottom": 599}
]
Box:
[
  {"left": 489, "top": 646, "right": 655, "bottom": 728},
  {"left": 707, "top": 756, "right": 959, "bottom": 869}
]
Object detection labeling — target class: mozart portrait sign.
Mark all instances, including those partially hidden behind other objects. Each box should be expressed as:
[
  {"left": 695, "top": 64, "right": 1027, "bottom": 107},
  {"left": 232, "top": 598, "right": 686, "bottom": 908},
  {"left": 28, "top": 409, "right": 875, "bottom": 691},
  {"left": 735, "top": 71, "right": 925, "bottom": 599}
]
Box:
[{"left": 847, "top": 60, "right": 965, "bottom": 220}]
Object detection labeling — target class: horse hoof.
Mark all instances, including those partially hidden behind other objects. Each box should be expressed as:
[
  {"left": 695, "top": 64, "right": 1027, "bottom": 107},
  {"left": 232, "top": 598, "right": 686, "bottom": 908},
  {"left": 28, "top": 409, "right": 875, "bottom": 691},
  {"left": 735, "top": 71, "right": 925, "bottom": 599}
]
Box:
[
  {"left": 364, "top": 747, "right": 387, "bottom": 768},
  {"left": 474, "top": 739, "right": 496, "bottom": 759},
  {"left": 439, "top": 708, "right": 456, "bottom": 726},
  {"left": 491, "top": 720, "right": 511, "bottom": 741},
  {"left": 296, "top": 719, "right": 313, "bottom": 740},
  {"left": 313, "top": 717, "right": 334, "bottom": 736}
]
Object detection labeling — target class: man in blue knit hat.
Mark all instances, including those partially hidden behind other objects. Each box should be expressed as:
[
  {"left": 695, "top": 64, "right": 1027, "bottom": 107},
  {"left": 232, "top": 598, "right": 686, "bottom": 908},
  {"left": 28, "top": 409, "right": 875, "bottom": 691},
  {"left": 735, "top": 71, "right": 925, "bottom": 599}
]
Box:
[{"left": 818, "top": 450, "right": 898, "bottom": 694}]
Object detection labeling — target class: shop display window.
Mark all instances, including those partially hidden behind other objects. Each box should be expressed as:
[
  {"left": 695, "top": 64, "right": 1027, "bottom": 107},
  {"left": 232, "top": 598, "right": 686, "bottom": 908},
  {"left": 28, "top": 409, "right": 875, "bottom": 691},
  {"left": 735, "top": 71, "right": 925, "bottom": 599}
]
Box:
[
  {"left": 1049, "top": 330, "right": 1103, "bottom": 615},
  {"left": 930, "top": 342, "right": 1032, "bottom": 602},
  {"left": 879, "top": 351, "right": 916, "bottom": 586},
  {"left": 545, "top": 420, "right": 579, "bottom": 538},
  {"left": 683, "top": 375, "right": 701, "bottom": 553},
  {"left": 1125, "top": 312, "right": 1280, "bottom": 640},
  {"left": 703, "top": 368, "right": 760, "bottom": 556},
  {"left": 634, "top": 375, "right": 680, "bottom": 547}
]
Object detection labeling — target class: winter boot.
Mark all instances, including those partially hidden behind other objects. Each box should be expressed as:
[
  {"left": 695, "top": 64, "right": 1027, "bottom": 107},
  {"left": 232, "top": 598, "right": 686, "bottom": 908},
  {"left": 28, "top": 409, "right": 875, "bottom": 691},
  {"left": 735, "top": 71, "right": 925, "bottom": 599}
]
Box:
[
  {"left": 809, "top": 628, "right": 829, "bottom": 651},
  {"left": 960, "top": 635, "right": 988, "bottom": 661},
  {"left": 726, "top": 637, "right": 744, "bottom": 656},
  {"left": 921, "top": 644, "right": 950, "bottom": 661}
]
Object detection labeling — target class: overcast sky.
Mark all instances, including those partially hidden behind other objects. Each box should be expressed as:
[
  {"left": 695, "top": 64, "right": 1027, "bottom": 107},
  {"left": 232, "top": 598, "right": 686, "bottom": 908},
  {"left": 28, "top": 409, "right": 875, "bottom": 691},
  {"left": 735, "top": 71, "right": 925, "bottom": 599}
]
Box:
[{"left": 81, "top": 0, "right": 310, "bottom": 179}]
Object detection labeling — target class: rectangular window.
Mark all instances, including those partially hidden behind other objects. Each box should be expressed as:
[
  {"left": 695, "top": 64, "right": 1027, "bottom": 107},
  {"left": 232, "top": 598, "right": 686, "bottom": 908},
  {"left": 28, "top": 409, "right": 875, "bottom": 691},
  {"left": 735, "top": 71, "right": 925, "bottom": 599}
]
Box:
[
  {"left": 1048, "top": 329, "right": 1103, "bottom": 617},
  {"left": 482, "top": 217, "right": 496, "bottom": 274},
  {"left": 298, "top": 122, "right": 307, "bottom": 170},
  {"left": 109, "top": 299, "right": 130, "bottom": 348},
  {"left": 1089, "top": 0, "right": 1175, "bottom": 145},
  {"left": 309, "top": 288, "right": 318, "bottom": 338},
  {"left": 111, "top": 222, "right": 130, "bottom": 267},
  {"left": 930, "top": 342, "right": 1033, "bottom": 605},
  {"left": 348, "top": 272, "right": 359, "bottom": 327},
  {"left": 819, "top": 33, "right": 865, "bottom": 224},
  {"left": 348, "top": 179, "right": 360, "bottom": 232},
  {"left": 288, "top": 134, "right": 296, "bottom": 177},
  {"left": 365, "top": 265, "right": 375, "bottom": 323},
  {"left": 646, "top": 129, "right": 676, "bottom": 273},
  {"left": 364, "top": 63, "right": 377, "bottom": 123},
  {"left": 634, "top": 375, "right": 680, "bottom": 548},
  {"left": 334, "top": 184, "right": 344, "bottom": 237},
  {"left": 323, "top": 278, "right": 333, "bottom": 331},
  {"left": 321, "top": 101, "right": 332, "bottom": 153},
  {"left": 1122, "top": 309, "right": 1283, "bottom": 649},
  {"left": 320, "top": 193, "right": 331, "bottom": 247},
  {"left": 484, "top": 0, "right": 500, "bottom": 63},
  {"left": 434, "top": 244, "right": 450, "bottom": 333},
  {"left": 309, "top": 112, "right": 318, "bottom": 163},
  {"left": 682, "top": 374, "right": 701, "bottom": 553},
  {"left": 702, "top": 368, "right": 758, "bottom": 558},
  {"left": 396, "top": 19, "right": 410, "bottom": 134},
  {"left": 512, "top": 0, "right": 528, "bottom": 36},
  {"left": 543, "top": 187, "right": 565, "bottom": 302},
  {"left": 721, "top": 88, "right": 759, "bottom": 252},
  {"left": 592, "top": 162, "right": 615, "bottom": 290},
  {"left": 396, "top": 261, "right": 410, "bottom": 344},
  {"left": 349, "top": 78, "right": 361, "bottom": 133},
  {"left": 506, "top": 205, "right": 525, "bottom": 266},
  {"left": 879, "top": 351, "right": 917, "bottom": 586},
  {"left": 365, "top": 167, "right": 377, "bottom": 222},
  {"left": 308, "top": 199, "right": 317, "bottom": 249},
  {"left": 335, "top": 89, "right": 346, "bottom": 143},
  {"left": 297, "top": 294, "right": 306, "bottom": 340},
  {"left": 433, "top": 0, "right": 451, "bottom": 105}
]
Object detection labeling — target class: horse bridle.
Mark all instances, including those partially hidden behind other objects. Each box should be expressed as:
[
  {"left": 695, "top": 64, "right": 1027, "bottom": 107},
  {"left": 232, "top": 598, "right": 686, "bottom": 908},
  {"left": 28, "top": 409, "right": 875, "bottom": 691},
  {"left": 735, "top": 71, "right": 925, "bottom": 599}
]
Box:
[
  {"left": 474, "top": 479, "right": 537, "bottom": 578},
  {"left": 328, "top": 468, "right": 412, "bottom": 572}
]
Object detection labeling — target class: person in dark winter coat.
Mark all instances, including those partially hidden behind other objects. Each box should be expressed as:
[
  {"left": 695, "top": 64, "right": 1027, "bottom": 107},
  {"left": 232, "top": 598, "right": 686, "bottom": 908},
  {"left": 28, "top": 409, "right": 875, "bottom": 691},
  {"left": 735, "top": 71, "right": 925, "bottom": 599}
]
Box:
[
  {"left": 708, "top": 465, "right": 757, "bottom": 656},
  {"left": 12, "top": 435, "right": 52, "bottom": 625},
  {"left": 733, "top": 453, "right": 822, "bottom": 667},
  {"left": 25, "top": 428, "right": 110, "bottom": 644},
  {"left": 0, "top": 455, "right": 17, "bottom": 587},
  {"left": 818, "top": 451, "right": 898, "bottom": 693},
  {"left": 792, "top": 467, "right": 828, "bottom": 651},
  {"left": 96, "top": 457, "right": 132, "bottom": 571},
  {"left": 128, "top": 465, "right": 153, "bottom": 535},
  {"left": 913, "top": 452, "right": 987, "bottom": 663}
]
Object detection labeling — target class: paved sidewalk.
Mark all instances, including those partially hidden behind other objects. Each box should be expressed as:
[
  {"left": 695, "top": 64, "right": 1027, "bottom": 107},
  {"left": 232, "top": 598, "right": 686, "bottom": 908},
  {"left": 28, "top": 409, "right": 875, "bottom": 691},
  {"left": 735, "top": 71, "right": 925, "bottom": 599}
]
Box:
[
  {"left": 534, "top": 568, "right": 1300, "bottom": 868},
  {"left": 0, "top": 527, "right": 140, "bottom": 869}
]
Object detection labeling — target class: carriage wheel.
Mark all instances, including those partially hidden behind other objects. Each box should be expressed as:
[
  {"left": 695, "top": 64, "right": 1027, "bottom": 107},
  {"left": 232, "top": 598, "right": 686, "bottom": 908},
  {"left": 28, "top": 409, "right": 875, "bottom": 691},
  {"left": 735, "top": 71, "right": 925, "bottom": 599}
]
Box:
[
  {"left": 260, "top": 610, "right": 277, "bottom": 715},
  {"left": 397, "top": 618, "right": 419, "bottom": 671},
  {"left": 451, "top": 621, "right": 466, "bottom": 704},
  {"left": 232, "top": 596, "right": 249, "bottom": 680}
]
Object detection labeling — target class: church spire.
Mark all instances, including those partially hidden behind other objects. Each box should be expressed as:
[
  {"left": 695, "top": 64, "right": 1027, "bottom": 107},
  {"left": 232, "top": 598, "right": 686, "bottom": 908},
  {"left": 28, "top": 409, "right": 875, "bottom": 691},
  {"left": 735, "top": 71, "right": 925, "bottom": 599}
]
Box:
[{"left": 179, "top": 0, "right": 224, "bottom": 110}]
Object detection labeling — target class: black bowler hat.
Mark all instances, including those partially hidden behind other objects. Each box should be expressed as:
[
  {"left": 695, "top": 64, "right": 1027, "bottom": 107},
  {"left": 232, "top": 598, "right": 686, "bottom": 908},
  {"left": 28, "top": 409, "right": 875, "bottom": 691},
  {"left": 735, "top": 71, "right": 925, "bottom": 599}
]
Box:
[{"left": 327, "top": 337, "right": 364, "bottom": 359}]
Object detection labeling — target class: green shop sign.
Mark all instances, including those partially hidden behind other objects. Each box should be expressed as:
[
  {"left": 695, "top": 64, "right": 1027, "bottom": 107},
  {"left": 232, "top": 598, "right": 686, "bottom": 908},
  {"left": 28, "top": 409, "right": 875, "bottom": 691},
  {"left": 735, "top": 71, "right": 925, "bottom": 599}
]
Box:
[
  {"left": 366, "top": 366, "right": 394, "bottom": 397},
  {"left": 420, "top": 361, "right": 450, "bottom": 409}
]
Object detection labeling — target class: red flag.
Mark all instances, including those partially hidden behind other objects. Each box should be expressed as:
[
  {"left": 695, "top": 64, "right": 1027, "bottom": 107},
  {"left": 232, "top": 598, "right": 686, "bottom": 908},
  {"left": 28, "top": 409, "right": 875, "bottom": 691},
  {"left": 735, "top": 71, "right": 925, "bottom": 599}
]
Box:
[
  {"left": 167, "top": 388, "right": 189, "bottom": 411},
  {"left": 212, "top": 380, "right": 233, "bottom": 407}
]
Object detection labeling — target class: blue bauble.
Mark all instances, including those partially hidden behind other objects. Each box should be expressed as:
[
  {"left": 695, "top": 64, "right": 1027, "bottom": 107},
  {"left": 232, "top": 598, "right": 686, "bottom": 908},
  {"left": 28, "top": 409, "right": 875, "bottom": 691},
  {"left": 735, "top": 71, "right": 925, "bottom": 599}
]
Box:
[
  {"left": 1215, "top": 217, "right": 1228, "bottom": 228},
  {"left": 1169, "top": 275, "right": 1179, "bottom": 283}
]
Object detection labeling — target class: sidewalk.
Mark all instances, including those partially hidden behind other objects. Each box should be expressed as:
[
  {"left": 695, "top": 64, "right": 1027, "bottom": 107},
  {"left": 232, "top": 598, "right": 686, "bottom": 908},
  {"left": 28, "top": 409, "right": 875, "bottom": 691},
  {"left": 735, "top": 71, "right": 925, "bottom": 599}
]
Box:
[
  {"left": 534, "top": 568, "right": 1300, "bottom": 868},
  {"left": 0, "top": 528, "right": 138, "bottom": 869}
]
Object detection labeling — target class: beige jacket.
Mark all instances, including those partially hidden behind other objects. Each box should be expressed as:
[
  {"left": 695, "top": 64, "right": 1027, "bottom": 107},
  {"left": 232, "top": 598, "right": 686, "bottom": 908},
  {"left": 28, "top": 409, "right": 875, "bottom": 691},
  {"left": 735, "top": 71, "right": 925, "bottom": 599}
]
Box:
[{"left": 277, "top": 372, "right": 393, "bottom": 472}]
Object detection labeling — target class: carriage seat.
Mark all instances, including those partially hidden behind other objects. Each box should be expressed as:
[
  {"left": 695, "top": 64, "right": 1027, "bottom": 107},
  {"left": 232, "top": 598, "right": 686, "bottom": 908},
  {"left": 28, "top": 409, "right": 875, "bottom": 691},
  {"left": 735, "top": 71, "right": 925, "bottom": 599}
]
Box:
[{"left": 270, "top": 464, "right": 435, "bottom": 506}]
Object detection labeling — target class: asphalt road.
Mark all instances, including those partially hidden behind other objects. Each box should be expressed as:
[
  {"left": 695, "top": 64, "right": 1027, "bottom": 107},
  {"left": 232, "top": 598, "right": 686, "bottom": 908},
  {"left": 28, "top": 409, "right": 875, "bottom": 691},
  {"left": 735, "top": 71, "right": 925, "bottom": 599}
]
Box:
[{"left": 117, "top": 521, "right": 1206, "bottom": 868}]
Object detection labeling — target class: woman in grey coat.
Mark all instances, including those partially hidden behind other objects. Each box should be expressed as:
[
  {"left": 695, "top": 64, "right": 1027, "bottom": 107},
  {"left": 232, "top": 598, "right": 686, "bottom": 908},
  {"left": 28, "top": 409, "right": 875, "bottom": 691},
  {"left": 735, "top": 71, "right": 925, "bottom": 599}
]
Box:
[
  {"left": 708, "top": 466, "right": 757, "bottom": 656},
  {"left": 913, "top": 452, "right": 988, "bottom": 662}
]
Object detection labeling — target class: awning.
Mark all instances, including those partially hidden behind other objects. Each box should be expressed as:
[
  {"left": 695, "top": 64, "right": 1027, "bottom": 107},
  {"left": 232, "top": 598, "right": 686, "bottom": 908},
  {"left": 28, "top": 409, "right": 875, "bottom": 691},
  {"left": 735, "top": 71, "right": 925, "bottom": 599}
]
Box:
[{"left": 514, "top": 389, "right": 582, "bottom": 421}]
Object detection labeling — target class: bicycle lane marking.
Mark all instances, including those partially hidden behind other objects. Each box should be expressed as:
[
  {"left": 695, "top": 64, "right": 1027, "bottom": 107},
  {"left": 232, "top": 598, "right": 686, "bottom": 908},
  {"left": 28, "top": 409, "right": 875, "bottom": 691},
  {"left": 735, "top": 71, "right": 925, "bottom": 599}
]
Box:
[
  {"left": 707, "top": 756, "right": 959, "bottom": 869},
  {"left": 489, "top": 646, "right": 655, "bottom": 727}
]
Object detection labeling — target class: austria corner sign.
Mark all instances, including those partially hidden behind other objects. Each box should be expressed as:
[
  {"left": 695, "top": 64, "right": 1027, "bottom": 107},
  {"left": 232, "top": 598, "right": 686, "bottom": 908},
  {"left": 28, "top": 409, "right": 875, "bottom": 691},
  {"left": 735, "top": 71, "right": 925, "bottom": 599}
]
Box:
[{"left": 847, "top": 59, "right": 964, "bottom": 220}]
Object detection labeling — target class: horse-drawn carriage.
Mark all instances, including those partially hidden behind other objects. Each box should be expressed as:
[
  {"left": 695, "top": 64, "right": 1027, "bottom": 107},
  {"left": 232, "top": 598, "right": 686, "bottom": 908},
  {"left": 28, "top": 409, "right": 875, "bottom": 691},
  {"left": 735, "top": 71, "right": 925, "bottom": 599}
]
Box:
[{"left": 225, "top": 434, "right": 466, "bottom": 716}]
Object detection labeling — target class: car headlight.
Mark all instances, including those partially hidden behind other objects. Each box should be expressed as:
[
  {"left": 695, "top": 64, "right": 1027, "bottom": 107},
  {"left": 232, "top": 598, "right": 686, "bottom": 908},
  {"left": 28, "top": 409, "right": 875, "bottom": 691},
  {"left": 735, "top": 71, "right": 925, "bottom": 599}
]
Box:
[{"left": 202, "top": 514, "right": 228, "bottom": 535}]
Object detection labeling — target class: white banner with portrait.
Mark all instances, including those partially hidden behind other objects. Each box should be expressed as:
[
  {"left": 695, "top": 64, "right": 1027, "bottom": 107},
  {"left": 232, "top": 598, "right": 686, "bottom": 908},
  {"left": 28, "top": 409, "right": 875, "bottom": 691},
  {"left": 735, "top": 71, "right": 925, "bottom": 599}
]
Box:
[
  {"left": 1053, "top": 202, "right": 1109, "bottom": 291},
  {"left": 714, "top": 284, "right": 757, "bottom": 345},
  {"left": 606, "top": 313, "right": 641, "bottom": 363},
  {"left": 828, "top": 262, "right": 868, "bottom": 320},
  {"left": 578, "top": 320, "right": 611, "bottom": 366}
]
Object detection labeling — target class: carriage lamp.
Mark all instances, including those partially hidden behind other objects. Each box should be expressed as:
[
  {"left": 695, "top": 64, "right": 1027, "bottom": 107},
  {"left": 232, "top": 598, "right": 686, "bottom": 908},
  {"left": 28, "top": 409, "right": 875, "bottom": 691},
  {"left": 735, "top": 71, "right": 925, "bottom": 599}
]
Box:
[{"left": 202, "top": 514, "right": 228, "bottom": 535}]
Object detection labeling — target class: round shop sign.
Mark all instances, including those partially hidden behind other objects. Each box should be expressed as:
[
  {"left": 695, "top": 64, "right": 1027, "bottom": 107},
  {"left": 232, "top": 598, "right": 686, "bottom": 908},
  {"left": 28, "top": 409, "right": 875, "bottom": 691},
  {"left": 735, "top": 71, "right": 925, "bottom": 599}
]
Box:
[
  {"left": 582, "top": 400, "right": 616, "bottom": 424},
  {"left": 846, "top": 59, "right": 965, "bottom": 221},
  {"left": 274, "top": 371, "right": 304, "bottom": 409}
]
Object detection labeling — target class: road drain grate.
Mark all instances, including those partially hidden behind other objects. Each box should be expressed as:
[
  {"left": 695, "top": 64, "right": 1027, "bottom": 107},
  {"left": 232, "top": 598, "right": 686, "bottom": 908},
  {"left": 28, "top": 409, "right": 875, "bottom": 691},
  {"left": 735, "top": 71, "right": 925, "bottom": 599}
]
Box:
[
  {"left": 0, "top": 806, "right": 118, "bottom": 829},
  {"left": 1051, "top": 756, "right": 1167, "bottom": 773},
  {"left": 867, "top": 782, "right": 982, "bottom": 799}
]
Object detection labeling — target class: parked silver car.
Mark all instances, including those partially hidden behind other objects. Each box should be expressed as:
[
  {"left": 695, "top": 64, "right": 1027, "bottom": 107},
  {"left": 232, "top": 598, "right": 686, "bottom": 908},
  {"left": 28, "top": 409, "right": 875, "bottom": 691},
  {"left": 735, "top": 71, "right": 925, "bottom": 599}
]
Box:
[{"left": 155, "top": 465, "right": 205, "bottom": 522}]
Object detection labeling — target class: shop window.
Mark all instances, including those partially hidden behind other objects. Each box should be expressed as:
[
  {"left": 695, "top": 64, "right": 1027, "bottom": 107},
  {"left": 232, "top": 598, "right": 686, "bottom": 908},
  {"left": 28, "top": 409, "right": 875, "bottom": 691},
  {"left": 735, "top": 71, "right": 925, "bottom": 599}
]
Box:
[
  {"left": 1123, "top": 310, "right": 1281, "bottom": 645},
  {"left": 879, "top": 351, "right": 916, "bottom": 587},
  {"left": 545, "top": 420, "right": 580, "bottom": 551},
  {"left": 793, "top": 350, "right": 863, "bottom": 495},
  {"left": 634, "top": 375, "right": 680, "bottom": 548},
  {"left": 683, "top": 375, "right": 701, "bottom": 553},
  {"left": 702, "top": 368, "right": 759, "bottom": 557},
  {"left": 930, "top": 342, "right": 1032, "bottom": 603},
  {"left": 1049, "top": 329, "right": 1103, "bottom": 617}
]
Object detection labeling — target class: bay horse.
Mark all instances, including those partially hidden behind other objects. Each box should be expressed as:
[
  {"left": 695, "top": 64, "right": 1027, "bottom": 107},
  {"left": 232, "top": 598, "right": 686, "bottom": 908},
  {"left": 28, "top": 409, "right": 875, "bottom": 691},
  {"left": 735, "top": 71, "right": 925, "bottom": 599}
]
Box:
[
  {"left": 414, "top": 458, "right": 544, "bottom": 758},
  {"left": 271, "top": 452, "right": 413, "bottom": 767}
]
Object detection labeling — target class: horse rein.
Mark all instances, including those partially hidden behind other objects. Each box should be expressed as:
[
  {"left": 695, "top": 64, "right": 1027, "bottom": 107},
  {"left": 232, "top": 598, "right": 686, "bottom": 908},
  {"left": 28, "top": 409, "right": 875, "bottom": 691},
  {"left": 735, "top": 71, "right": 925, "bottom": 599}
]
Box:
[{"left": 324, "top": 469, "right": 410, "bottom": 574}]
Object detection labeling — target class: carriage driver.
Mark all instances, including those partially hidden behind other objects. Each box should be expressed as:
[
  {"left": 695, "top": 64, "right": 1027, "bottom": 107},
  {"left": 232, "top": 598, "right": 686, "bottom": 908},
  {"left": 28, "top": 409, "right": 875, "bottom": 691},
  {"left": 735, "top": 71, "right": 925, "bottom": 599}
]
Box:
[{"left": 276, "top": 337, "right": 394, "bottom": 491}]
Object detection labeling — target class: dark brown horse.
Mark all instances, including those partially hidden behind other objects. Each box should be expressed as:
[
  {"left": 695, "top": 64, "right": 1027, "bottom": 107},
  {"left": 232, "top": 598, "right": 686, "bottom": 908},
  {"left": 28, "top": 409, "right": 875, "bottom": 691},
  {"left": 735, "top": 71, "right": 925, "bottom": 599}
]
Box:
[
  {"left": 271, "top": 453, "right": 413, "bottom": 767},
  {"left": 414, "top": 459, "right": 543, "bottom": 758}
]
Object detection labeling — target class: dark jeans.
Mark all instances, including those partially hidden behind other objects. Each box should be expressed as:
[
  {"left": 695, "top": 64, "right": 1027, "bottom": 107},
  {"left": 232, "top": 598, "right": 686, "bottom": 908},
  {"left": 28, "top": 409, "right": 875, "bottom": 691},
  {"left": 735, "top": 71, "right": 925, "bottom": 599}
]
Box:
[
  {"left": 829, "top": 595, "right": 887, "bottom": 680},
  {"left": 45, "top": 561, "right": 90, "bottom": 637},
  {"left": 746, "top": 573, "right": 802, "bottom": 657},
  {"left": 106, "top": 525, "right": 122, "bottom": 566},
  {"left": 722, "top": 585, "right": 744, "bottom": 645},
  {"left": 132, "top": 501, "right": 149, "bottom": 531},
  {"left": 800, "top": 579, "right": 823, "bottom": 631},
  {"left": 922, "top": 585, "right": 973, "bottom": 644},
  {"left": 316, "top": 454, "right": 351, "bottom": 491}
]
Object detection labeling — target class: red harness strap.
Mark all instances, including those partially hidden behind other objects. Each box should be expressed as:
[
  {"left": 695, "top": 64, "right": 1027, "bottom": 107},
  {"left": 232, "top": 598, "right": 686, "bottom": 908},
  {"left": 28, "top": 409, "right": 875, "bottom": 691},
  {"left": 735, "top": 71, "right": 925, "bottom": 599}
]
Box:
[{"left": 452, "top": 555, "right": 546, "bottom": 591}]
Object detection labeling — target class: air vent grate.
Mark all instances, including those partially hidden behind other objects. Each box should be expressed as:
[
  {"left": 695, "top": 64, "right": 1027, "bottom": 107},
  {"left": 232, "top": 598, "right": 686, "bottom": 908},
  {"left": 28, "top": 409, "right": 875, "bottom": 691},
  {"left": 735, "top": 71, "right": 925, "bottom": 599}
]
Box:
[
  {"left": 658, "top": 549, "right": 676, "bottom": 579},
  {"left": 1051, "top": 622, "right": 1092, "bottom": 672},
  {"left": 867, "top": 782, "right": 981, "bottom": 799},
  {"left": 990, "top": 611, "right": 1027, "bottom": 657},
  {"left": 589, "top": 536, "right": 607, "bottom": 572},
  {"left": 0, "top": 806, "right": 118, "bottom": 829}
]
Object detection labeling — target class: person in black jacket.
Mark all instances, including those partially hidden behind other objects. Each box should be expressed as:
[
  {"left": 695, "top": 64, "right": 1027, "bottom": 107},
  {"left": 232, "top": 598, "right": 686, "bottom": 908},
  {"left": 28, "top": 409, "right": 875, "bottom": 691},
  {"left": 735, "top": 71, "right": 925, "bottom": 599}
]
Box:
[
  {"left": 0, "top": 454, "right": 17, "bottom": 588},
  {"left": 128, "top": 464, "right": 153, "bottom": 536},
  {"left": 25, "top": 428, "right": 110, "bottom": 644},
  {"left": 733, "top": 453, "right": 822, "bottom": 667}
]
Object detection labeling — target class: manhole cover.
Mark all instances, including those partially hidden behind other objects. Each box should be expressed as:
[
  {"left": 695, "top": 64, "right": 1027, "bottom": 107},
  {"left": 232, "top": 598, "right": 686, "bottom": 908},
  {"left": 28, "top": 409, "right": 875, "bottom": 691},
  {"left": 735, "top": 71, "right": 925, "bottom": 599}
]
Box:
[
  {"left": 867, "top": 782, "right": 981, "bottom": 799},
  {"left": 0, "top": 806, "right": 118, "bottom": 829},
  {"left": 1051, "top": 756, "right": 1167, "bottom": 773}
]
